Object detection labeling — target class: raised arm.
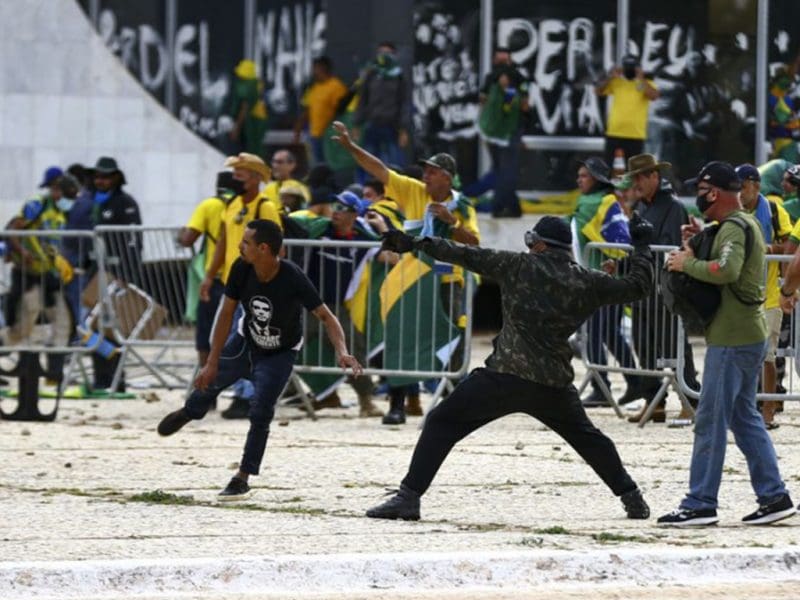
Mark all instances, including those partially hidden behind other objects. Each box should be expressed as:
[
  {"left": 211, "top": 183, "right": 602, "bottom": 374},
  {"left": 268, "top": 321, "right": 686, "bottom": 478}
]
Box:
[{"left": 331, "top": 121, "right": 389, "bottom": 185}]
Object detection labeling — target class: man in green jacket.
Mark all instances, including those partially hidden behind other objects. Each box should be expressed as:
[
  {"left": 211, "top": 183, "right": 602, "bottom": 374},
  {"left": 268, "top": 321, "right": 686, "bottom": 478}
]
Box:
[{"left": 659, "top": 161, "right": 796, "bottom": 527}]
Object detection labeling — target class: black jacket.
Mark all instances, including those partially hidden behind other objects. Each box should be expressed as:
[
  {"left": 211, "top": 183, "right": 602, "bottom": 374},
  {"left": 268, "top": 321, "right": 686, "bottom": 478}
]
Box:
[{"left": 92, "top": 188, "right": 143, "bottom": 286}]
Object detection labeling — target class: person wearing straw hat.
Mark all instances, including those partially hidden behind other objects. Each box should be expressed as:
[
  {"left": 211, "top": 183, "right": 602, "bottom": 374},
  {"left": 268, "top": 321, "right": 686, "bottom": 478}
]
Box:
[
  {"left": 623, "top": 153, "right": 700, "bottom": 423},
  {"left": 199, "top": 152, "right": 282, "bottom": 419}
]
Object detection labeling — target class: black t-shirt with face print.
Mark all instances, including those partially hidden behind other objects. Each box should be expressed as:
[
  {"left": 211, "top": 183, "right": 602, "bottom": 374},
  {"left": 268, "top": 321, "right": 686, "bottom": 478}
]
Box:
[{"left": 225, "top": 258, "right": 323, "bottom": 354}]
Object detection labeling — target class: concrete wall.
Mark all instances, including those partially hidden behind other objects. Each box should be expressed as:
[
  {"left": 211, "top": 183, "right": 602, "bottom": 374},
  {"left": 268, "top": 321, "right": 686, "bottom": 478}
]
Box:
[{"left": 0, "top": 0, "right": 225, "bottom": 226}]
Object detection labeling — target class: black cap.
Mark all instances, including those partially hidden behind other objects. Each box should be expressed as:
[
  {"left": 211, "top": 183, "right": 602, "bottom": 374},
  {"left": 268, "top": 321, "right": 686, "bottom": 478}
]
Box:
[
  {"left": 734, "top": 163, "right": 761, "bottom": 183},
  {"left": 525, "top": 216, "right": 572, "bottom": 250},
  {"left": 578, "top": 157, "right": 612, "bottom": 185},
  {"left": 309, "top": 185, "right": 337, "bottom": 206},
  {"left": 417, "top": 153, "right": 457, "bottom": 178},
  {"left": 684, "top": 161, "right": 741, "bottom": 192}
]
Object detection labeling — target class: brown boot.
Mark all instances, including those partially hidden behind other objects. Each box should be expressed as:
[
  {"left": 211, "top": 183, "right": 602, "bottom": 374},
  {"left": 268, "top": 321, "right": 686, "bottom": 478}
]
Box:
[
  {"left": 358, "top": 394, "right": 383, "bottom": 418},
  {"left": 405, "top": 393, "right": 423, "bottom": 416},
  {"left": 627, "top": 403, "right": 666, "bottom": 424}
]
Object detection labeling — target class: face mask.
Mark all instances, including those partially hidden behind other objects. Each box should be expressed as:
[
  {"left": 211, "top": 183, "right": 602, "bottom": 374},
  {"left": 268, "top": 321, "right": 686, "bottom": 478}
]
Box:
[
  {"left": 623, "top": 66, "right": 636, "bottom": 80},
  {"left": 695, "top": 189, "right": 714, "bottom": 215},
  {"left": 225, "top": 178, "right": 246, "bottom": 197},
  {"left": 57, "top": 198, "right": 75, "bottom": 212},
  {"left": 94, "top": 190, "right": 112, "bottom": 205}
]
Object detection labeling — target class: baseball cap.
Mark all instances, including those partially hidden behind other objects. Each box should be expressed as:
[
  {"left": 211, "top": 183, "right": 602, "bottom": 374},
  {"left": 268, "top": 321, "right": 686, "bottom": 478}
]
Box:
[
  {"left": 786, "top": 164, "right": 800, "bottom": 187},
  {"left": 333, "top": 191, "right": 363, "bottom": 214},
  {"left": 417, "top": 153, "right": 457, "bottom": 178},
  {"left": 39, "top": 166, "right": 63, "bottom": 188},
  {"left": 684, "top": 161, "right": 742, "bottom": 192},
  {"left": 735, "top": 163, "right": 761, "bottom": 183}
]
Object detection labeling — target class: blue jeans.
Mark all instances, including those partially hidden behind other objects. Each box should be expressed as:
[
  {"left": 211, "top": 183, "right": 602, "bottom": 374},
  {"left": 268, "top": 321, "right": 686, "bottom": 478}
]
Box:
[
  {"left": 681, "top": 341, "right": 788, "bottom": 510},
  {"left": 184, "top": 336, "right": 296, "bottom": 475},
  {"left": 488, "top": 139, "right": 521, "bottom": 216}
]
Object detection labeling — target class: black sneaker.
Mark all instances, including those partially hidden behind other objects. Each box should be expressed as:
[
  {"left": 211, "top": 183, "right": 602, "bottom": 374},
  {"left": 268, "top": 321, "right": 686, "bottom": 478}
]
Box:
[
  {"left": 221, "top": 397, "right": 250, "bottom": 419},
  {"left": 382, "top": 409, "right": 406, "bottom": 425},
  {"left": 657, "top": 507, "right": 718, "bottom": 527},
  {"left": 157, "top": 408, "right": 191, "bottom": 436},
  {"left": 742, "top": 494, "right": 796, "bottom": 525},
  {"left": 366, "top": 485, "right": 420, "bottom": 520},
  {"left": 218, "top": 476, "right": 251, "bottom": 501},
  {"left": 621, "top": 488, "right": 650, "bottom": 519}
]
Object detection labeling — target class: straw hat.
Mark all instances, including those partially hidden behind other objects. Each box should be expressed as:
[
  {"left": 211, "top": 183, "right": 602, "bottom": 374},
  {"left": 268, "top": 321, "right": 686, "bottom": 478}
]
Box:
[{"left": 224, "top": 153, "right": 271, "bottom": 182}]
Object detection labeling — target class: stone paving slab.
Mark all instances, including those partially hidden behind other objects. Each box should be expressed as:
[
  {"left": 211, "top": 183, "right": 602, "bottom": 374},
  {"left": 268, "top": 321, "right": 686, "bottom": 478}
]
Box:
[{"left": 1, "top": 335, "right": 800, "bottom": 597}]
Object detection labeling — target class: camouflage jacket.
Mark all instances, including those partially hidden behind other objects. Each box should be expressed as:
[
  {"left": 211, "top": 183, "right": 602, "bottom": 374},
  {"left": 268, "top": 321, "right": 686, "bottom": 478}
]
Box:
[{"left": 414, "top": 238, "right": 654, "bottom": 388}]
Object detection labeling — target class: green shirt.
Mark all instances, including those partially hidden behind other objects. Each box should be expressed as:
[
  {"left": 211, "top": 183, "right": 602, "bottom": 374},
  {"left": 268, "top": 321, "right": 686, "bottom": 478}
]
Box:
[
  {"left": 783, "top": 194, "right": 800, "bottom": 223},
  {"left": 682, "top": 211, "right": 767, "bottom": 346}
]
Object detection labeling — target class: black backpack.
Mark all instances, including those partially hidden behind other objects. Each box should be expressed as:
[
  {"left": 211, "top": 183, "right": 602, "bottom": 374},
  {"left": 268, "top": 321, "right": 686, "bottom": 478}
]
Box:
[{"left": 661, "top": 215, "right": 762, "bottom": 335}]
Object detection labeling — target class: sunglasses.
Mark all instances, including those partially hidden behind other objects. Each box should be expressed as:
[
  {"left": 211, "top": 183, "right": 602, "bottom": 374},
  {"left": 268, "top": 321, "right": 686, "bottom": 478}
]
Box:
[{"left": 333, "top": 202, "right": 356, "bottom": 213}]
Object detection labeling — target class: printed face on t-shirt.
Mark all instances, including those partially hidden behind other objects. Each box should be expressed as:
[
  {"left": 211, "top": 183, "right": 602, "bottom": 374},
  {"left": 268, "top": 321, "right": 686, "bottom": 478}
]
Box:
[{"left": 248, "top": 296, "right": 281, "bottom": 349}]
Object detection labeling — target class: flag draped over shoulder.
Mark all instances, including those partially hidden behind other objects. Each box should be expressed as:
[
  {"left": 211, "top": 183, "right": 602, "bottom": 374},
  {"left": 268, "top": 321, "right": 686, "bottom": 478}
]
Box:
[{"left": 379, "top": 251, "right": 462, "bottom": 386}]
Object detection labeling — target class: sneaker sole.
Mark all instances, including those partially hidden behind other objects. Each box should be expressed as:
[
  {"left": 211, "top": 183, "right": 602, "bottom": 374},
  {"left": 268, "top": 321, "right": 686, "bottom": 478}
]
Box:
[
  {"left": 657, "top": 517, "right": 719, "bottom": 527},
  {"left": 366, "top": 513, "right": 419, "bottom": 521},
  {"left": 217, "top": 490, "right": 254, "bottom": 502},
  {"left": 743, "top": 507, "right": 797, "bottom": 525}
]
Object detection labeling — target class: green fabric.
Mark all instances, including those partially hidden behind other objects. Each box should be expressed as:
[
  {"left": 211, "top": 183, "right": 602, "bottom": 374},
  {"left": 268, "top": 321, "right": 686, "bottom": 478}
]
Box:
[
  {"left": 758, "top": 159, "right": 794, "bottom": 197},
  {"left": 478, "top": 83, "right": 521, "bottom": 145},
  {"left": 682, "top": 211, "right": 768, "bottom": 346},
  {"left": 229, "top": 78, "right": 267, "bottom": 155},
  {"left": 571, "top": 190, "right": 605, "bottom": 270},
  {"left": 783, "top": 195, "right": 800, "bottom": 222},
  {"left": 183, "top": 248, "right": 206, "bottom": 323},
  {"left": 322, "top": 111, "right": 358, "bottom": 171}
]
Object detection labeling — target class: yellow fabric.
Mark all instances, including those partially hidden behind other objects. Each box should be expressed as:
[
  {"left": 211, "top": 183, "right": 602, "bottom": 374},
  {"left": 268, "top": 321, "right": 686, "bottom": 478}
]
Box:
[
  {"left": 600, "top": 77, "right": 656, "bottom": 140},
  {"left": 765, "top": 201, "right": 792, "bottom": 309},
  {"left": 371, "top": 198, "right": 405, "bottom": 231},
  {"left": 379, "top": 253, "right": 431, "bottom": 321},
  {"left": 263, "top": 179, "right": 310, "bottom": 213},
  {"left": 302, "top": 77, "right": 348, "bottom": 137},
  {"left": 17, "top": 198, "right": 67, "bottom": 275},
  {"left": 765, "top": 193, "right": 784, "bottom": 206},
  {"left": 186, "top": 196, "right": 226, "bottom": 273},
  {"left": 385, "top": 170, "right": 480, "bottom": 285},
  {"left": 53, "top": 254, "right": 73, "bottom": 284},
  {"left": 221, "top": 192, "right": 282, "bottom": 283}
]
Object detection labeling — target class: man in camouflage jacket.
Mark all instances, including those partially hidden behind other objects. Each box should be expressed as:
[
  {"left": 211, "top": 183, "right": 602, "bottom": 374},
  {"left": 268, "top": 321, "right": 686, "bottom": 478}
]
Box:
[{"left": 366, "top": 215, "right": 655, "bottom": 521}]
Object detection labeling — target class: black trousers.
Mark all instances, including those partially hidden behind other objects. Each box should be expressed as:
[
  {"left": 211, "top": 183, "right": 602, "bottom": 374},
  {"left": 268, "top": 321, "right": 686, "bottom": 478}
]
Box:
[{"left": 401, "top": 368, "right": 637, "bottom": 497}]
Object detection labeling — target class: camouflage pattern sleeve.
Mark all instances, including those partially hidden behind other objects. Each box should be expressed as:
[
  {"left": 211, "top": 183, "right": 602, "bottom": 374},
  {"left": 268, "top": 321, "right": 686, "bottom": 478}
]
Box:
[
  {"left": 591, "top": 251, "right": 653, "bottom": 306},
  {"left": 414, "top": 237, "right": 519, "bottom": 278}
]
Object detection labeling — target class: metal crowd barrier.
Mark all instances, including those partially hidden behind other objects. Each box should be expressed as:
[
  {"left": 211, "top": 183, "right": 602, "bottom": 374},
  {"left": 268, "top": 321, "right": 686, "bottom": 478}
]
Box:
[{"left": 581, "top": 242, "right": 800, "bottom": 427}]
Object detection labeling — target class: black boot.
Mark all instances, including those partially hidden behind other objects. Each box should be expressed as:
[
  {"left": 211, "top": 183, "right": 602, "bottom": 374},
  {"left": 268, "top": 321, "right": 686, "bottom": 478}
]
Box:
[
  {"left": 581, "top": 382, "right": 611, "bottom": 408},
  {"left": 221, "top": 396, "right": 250, "bottom": 419},
  {"left": 158, "top": 408, "right": 191, "bottom": 436},
  {"left": 382, "top": 388, "right": 406, "bottom": 425},
  {"left": 366, "top": 484, "right": 420, "bottom": 520},
  {"left": 621, "top": 487, "right": 650, "bottom": 519}
]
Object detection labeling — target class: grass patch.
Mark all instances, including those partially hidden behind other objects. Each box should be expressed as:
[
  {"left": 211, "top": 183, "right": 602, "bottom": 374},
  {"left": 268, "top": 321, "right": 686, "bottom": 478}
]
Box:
[
  {"left": 592, "top": 531, "right": 653, "bottom": 544},
  {"left": 128, "top": 490, "right": 196, "bottom": 505},
  {"left": 42, "top": 487, "right": 96, "bottom": 498},
  {"left": 534, "top": 526, "right": 571, "bottom": 535},
  {"left": 272, "top": 506, "right": 326, "bottom": 516}
]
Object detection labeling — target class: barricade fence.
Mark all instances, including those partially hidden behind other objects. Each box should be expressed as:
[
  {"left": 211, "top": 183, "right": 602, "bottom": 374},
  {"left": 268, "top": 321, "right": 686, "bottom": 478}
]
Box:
[
  {"left": 582, "top": 242, "right": 800, "bottom": 425},
  {"left": 0, "top": 227, "right": 473, "bottom": 400}
]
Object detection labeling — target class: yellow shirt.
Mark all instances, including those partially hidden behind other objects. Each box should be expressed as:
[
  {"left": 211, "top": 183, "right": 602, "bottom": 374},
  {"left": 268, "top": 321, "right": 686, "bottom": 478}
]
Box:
[
  {"left": 758, "top": 201, "right": 792, "bottom": 309},
  {"left": 600, "top": 77, "right": 656, "bottom": 140},
  {"left": 385, "top": 170, "right": 480, "bottom": 284},
  {"left": 185, "top": 196, "right": 226, "bottom": 273},
  {"left": 263, "top": 179, "right": 310, "bottom": 213},
  {"left": 303, "top": 77, "right": 348, "bottom": 137},
  {"left": 221, "top": 192, "right": 282, "bottom": 283}
]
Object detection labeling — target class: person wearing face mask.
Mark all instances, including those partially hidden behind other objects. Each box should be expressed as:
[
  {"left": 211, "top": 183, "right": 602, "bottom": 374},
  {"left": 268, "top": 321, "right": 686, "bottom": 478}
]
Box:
[
  {"left": 179, "top": 172, "right": 243, "bottom": 370},
  {"left": 659, "top": 162, "right": 796, "bottom": 527},
  {"left": 199, "top": 153, "right": 282, "bottom": 419},
  {"left": 595, "top": 55, "right": 659, "bottom": 170},
  {"left": 352, "top": 42, "right": 409, "bottom": 169},
  {"left": 4, "top": 170, "right": 74, "bottom": 382},
  {"left": 365, "top": 215, "right": 655, "bottom": 522}
]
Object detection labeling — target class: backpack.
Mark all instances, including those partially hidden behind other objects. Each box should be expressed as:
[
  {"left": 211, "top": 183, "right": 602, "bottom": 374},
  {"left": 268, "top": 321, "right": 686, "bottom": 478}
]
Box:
[{"left": 661, "top": 215, "right": 762, "bottom": 335}]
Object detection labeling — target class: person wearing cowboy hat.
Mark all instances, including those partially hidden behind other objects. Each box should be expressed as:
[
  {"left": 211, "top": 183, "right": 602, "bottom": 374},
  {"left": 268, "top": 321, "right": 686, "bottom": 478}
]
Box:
[
  {"left": 624, "top": 153, "right": 701, "bottom": 423},
  {"left": 89, "top": 156, "right": 142, "bottom": 392},
  {"left": 199, "top": 152, "right": 283, "bottom": 419},
  {"left": 570, "top": 157, "right": 642, "bottom": 408}
]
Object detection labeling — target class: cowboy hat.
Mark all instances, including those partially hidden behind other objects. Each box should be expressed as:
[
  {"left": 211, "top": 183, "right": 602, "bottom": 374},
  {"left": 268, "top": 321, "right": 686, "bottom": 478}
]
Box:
[
  {"left": 224, "top": 152, "right": 271, "bottom": 182},
  {"left": 93, "top": 156, "right": 127, "bottom": 185},
  {"left": 624, "top": 153, "right": 672, "bottom": 177}
]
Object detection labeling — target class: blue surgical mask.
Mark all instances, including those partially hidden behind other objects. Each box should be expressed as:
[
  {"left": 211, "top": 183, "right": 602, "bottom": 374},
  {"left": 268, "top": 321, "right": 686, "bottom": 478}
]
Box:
[
  {"left": 94, "top": 190, "right": 111, "bottom": 205},
  {"left": 56, "top": 198, "right": 75, "bottom": 212}
]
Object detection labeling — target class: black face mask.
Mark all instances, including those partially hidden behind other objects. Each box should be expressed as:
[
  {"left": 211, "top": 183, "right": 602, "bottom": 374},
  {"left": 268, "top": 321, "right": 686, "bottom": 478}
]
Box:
[
  {"left": 222, "top": 178, "right": 246, "bottom": 198},
  {"left": 623, "top": 66, "right": 637, "bottom": 80},
  {"left": 695, "top": 189, "right": 713, "bottom": 215}
]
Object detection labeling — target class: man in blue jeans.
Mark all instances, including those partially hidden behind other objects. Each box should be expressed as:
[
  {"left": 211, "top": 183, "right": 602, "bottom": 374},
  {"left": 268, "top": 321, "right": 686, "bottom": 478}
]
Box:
[
  {"left": 157, "top": 220, "right": 361, "bottom": 500},
  {"left": 660, "top": 161, "right": 796, "bottom": 526}
]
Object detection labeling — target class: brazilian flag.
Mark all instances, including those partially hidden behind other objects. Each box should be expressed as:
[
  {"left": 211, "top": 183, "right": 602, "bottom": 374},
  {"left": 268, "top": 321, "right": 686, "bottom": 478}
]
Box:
[{"left": 379, "top": 252, "right": 463, "bottom": 386}]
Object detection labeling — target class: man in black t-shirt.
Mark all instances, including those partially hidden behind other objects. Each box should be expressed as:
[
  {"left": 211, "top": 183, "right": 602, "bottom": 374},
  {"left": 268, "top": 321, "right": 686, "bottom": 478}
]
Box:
[{"left": 157, "top": 220, "right": 362, "bottom": 500}]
